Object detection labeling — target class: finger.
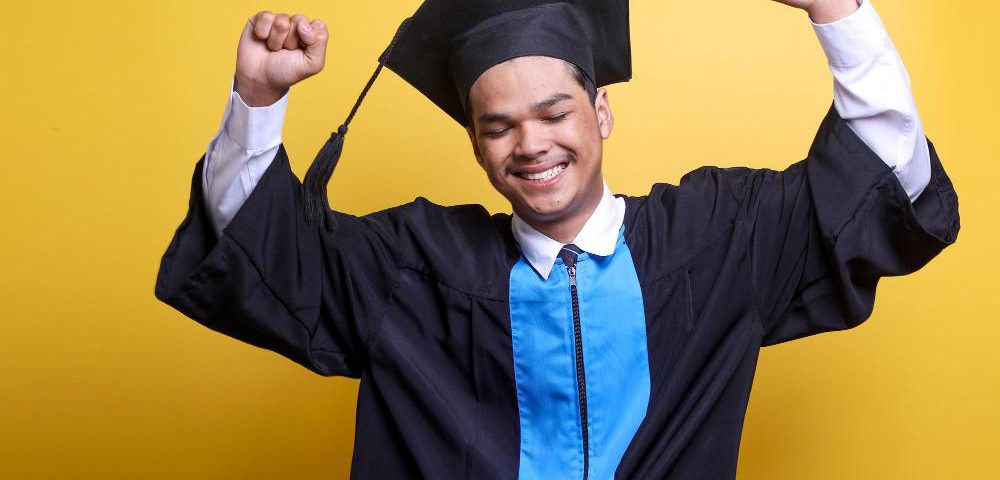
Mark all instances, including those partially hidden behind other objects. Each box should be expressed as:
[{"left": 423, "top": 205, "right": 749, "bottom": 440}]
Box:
[
  {"left": 267, "top": 13, "right": 291, "bottom": 51},
  {"left": 284, "top": 14, "right": 306, "bottom": 50},
  {"left": 298, "top": 18, "right": 322, "bottom": 47},
  {"left": 300, "top": 19, "right": 329, "bottom": 71},
  {"left": 253, "top": 11, "right": 274, "bottom": 41}
]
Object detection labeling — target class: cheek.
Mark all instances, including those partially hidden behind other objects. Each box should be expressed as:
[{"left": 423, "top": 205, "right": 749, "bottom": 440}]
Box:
[
  {"left": 558, "top": 121, "right": 599, "bottom": 162},
  {"left": 475, "top": 149, "right": 509, "bottom": 185},
  {"left": 477, "top": 144, "right": 510, "bottom": 174},
  {"left": 479, "top": 138, "right": 511, "bottom": 160}
]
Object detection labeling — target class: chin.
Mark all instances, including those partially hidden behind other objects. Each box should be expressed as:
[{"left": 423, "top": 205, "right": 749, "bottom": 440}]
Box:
[{"left": 516, "top": 195, "right": 577, "bottom": 222}]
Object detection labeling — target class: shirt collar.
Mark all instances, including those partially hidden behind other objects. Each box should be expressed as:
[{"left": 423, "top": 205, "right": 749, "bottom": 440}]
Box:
[{"left": 511, "top": 182, "right": 626, "bottom": 279}]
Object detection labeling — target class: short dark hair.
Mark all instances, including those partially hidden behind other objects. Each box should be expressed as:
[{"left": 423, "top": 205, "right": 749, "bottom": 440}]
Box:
[
  {"left": 566, "top": 61, "right": 598, "bottom": 104},
  {"left": 465, "top": 58, "right": 599, "bottom": 125}
]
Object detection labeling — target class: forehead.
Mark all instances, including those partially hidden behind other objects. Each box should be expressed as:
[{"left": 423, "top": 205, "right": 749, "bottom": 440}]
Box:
[{"left": 467, "top": 56, "right": 579, "bottom": 108}]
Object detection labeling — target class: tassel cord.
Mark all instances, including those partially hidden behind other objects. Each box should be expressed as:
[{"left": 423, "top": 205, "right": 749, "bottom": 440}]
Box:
[{"left": 302, "top": 18, "right": 411, "bottom": 230}]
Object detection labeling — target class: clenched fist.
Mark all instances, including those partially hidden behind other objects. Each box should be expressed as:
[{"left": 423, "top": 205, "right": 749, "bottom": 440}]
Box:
[{"left": 235, "top": 11, "right": 329, "bottom": 107}]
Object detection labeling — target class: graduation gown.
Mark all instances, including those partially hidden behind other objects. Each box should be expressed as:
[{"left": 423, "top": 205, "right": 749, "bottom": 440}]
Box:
[{"left": 154, "top": 104, "right": 959, "bottom": 479}]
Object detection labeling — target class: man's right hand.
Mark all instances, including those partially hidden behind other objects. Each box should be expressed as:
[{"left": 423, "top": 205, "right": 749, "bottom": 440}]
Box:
[{"left": 235, "top": 12, "right": 329, "bottom": 107}]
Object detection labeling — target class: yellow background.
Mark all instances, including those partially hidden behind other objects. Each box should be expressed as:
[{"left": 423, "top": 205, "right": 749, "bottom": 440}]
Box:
[{"left": 2, "top": 0, "right": 995, "bottom": 478}]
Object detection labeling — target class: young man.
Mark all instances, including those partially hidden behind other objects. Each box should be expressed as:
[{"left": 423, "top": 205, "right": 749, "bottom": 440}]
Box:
[{"left": 155, "top": 0, "right": 959, "bottom": 478}]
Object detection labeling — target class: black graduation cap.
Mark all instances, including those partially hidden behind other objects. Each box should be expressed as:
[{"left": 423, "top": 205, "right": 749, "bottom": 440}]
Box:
[{"left": 303, "top": 0, "right": 632, "bottom": 230}]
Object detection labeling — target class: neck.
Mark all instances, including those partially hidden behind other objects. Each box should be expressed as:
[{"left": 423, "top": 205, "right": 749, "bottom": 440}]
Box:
[{"left": 517, "top": 182, "right": 605, "bottom": 244}]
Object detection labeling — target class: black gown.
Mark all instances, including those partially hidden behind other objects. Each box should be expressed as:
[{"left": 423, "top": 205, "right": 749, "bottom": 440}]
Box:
[{"left": 154, "top": 104, "right": 959, "bottom": 479}]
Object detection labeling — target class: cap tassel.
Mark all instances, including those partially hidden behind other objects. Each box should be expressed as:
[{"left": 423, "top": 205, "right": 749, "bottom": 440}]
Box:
[
  {"left": 302, "top": 124, "right": 349, "bottom": 230},
  {"left": 302, "top": 18, "right": 411, "bottom": 231}
]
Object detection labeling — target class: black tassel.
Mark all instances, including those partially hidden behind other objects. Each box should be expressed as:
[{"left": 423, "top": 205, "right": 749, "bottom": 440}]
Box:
[
  {"left": 302, "top": 124, "right": 348, "bottom": 230},
  {"left": 301, "top": 18, "right": 411, "bottom": 231}
]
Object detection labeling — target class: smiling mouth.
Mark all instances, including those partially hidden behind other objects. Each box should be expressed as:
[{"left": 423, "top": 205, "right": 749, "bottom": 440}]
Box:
[{"left": 514, "top": 162, "right": 568, "bottom": 182}]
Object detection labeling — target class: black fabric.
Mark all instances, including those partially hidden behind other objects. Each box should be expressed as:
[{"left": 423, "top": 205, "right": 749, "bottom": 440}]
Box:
[
  {"left": 383, "top": 0, "right": 631, "bottom": 126},
  {"left": 155, "top": 145, "right": 524, "bottom": 477},
  {"left": 154, "top": 103, "right": 959, "bottom": 479},
  {"left": 448, "top": 3, "right": 597, "bottom": 115},
  {"left": 615, "top": 103, "right": 958, "bottom": 478}
]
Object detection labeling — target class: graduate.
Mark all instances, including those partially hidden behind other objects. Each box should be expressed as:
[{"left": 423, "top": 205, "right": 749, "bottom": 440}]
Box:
[{"left": 155, "top": 0, "right": 960, "bottom": 478}]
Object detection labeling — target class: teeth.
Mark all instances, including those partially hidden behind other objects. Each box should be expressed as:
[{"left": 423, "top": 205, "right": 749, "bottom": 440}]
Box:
[{"left": 520, "top": 163, "right": 566, "bottom": 181}]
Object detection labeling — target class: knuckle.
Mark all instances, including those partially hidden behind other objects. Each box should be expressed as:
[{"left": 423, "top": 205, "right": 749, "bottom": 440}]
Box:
[{"left": 254, "top": 11, "right": 273, "bottom": 35}]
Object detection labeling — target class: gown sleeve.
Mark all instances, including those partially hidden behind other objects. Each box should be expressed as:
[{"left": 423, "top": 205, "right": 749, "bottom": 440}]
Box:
[
  {"left": 726, "top": 103, "right": 958, "bottom": 346},
  {"left": 154, "top": 145, "right": 404, "bottom": 377}
]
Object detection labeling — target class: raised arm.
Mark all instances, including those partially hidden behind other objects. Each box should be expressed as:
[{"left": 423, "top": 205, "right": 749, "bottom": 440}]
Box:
[
  {"left": 777, "top": 0, "right": 931, "bottom": 202},
  {"left": 203, "top": 12, "right": 328, "bottom": 236},
  {"left": 715, "top": 0, "right": 956, "bottom": 344},
  {"left": 156, "top": 12, "right": 403, "bottom": 378}
]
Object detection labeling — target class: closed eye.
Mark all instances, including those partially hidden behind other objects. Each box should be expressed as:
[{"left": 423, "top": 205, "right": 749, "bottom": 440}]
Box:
[
  {"left": 484, "top": 128, "right": 508, "bottom": 139},
  {"left": 545, "top": 112, "right": 569, "bottom": 123},
  {"left": 482, "top": 112, "right": 568, "bottom": 139}
]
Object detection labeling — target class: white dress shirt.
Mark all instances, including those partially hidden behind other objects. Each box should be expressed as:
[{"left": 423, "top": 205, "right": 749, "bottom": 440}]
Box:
[{"left": 202, "top": 0, "right": 931, "bottom": 280}]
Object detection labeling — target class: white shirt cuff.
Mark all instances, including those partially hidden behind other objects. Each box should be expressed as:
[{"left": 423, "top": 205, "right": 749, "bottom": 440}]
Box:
[
  {"left": 224, "top": 87, "right": 289, "bottom": 152},
  {"left": 811, "top": 0, "right": 889, "bottom": 67}
]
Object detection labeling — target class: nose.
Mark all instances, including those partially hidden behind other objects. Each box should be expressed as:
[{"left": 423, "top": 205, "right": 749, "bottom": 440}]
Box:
[{"left": 513, "top": 121, "right": 551, "bottom": 161}]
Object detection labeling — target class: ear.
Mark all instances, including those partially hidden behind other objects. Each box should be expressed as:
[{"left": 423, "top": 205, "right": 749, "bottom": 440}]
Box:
[
  {"left": 594, "top": 88, "right": 614, "bottom": 139},
  {"left": 466, "top": 126, "right": 486, "bottom": 169}
]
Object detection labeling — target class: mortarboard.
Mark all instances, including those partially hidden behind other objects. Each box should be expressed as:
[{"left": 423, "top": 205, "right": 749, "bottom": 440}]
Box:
[{"left": 303, "top": 0, "right": 632, "bottom": 230}]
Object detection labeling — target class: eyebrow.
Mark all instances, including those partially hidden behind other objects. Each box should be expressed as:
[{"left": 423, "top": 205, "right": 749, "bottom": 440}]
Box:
[
  {"left": 533, "top": 92, "right": 573, "bottom": 110},
  {"left": 476, "top": 92, "right": 573, "bottom": 124},
  {"left": 478, "top": 111, "right": 512, "bottom": 124}
]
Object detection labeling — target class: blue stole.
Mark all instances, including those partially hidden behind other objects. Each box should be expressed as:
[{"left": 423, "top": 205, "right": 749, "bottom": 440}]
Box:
[{"left": 509, "top": 226, "right": 651, "bottom": 479}]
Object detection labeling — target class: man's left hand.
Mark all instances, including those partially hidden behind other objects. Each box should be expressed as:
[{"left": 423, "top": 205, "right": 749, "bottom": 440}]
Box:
[{"left": 772, "top": 0, "right": 860, "bottom": 23}]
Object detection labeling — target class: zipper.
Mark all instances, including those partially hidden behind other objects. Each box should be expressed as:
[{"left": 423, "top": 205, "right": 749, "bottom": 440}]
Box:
[{"left": 567, "top": 264, "right": 590, "bottom": 480}]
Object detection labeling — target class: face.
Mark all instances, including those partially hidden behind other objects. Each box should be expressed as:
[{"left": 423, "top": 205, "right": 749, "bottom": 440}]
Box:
[{"left": 465, "top": 56, "right": 614, "bottom": 229}]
